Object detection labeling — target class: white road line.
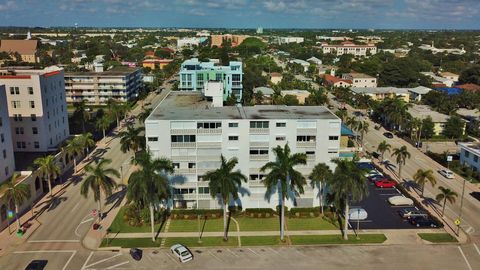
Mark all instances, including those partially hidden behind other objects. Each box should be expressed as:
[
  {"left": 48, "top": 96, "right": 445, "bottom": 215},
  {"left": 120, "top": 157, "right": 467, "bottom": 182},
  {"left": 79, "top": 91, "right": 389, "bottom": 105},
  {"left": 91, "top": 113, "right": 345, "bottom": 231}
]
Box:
[
  {"left": 75, "top": 217, "right": 94, "bottom": 237},
  {"left": 13, "top": 250, "right": 77, "bottom": 270},
  {"left": 165, "top": 251, "right": 181, "bottom": 265},
  {"left": 28, "top": 240, "right": 80, "bottom": 243},
  {"left": 227, "top": 249, "right": 239, "bottom": 257},
  {"left": 248, "top": 248, "right": 259, "bottom": 256},
  {"left": 83, "top": 253, "right": 122, "bottom": 269},
  {"left": 268, "top": 247, "right": 280, "bottom": 255},
  {"left": 81, "top": 252, "right": 94, "bottom": 270},
  {"left": 458, "top": 246, "right": 473, "bottom": 270},
  {"left": 295, "top": 249, "right": 308, "bottom": 258},
  {"left": 474, "top": 243, "right": 480, "bottom": 256},
  {"left": 105, "top": 261, "right": 130, "bottom": 269},
  {"left": 208, "top": 250, "right": 224, "bottom": 262},
  {"left": 70, "top": 202, "right": 80, "bottom": 213}
]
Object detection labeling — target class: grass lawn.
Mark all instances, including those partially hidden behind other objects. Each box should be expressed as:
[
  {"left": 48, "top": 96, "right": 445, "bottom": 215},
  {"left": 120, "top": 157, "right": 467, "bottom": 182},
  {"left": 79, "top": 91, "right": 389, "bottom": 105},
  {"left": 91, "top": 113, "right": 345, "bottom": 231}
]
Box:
[
  {"left": 290, "top": 234, "right": 387, "bottom": 245},
  {"left": 418, "top": 233, "right": 458, "bottom": 243},
  {"left": 163, "top": 237, "right": 238, "bottom": 247},
  {"left": 287, "top": 217, "right": 338, "bottom": 230},
  {"left": 235, "top": 217, "right": 279, "bottom": 231},
  {"left": 241, "top": 236, "right": 286, "bottom": 246},
  {"left": 168, "top": 218, "right": 228, "bottom": 232},
  {"left": 100, "top": 237, "right": 161, "bottom": 248},
  {"left": 108, "top": 207, "right": 166, "bottom": 233}
]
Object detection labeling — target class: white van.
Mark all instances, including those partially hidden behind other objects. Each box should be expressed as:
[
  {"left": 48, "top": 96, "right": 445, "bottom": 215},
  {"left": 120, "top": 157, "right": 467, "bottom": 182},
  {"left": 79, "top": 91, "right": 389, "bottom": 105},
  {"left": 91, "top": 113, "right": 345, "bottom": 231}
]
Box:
[{"left": 439, "top": 169, "right": 454, "bottom": 179}]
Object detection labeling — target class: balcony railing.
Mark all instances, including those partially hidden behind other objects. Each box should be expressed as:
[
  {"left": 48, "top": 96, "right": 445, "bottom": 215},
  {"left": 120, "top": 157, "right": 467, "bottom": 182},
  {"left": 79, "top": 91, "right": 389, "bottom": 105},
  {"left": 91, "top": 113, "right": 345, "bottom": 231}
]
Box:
[
  {"left": 197, "top": 142, "right": 221, "bottom": 148},
  {"left": 249, "top": 128, "right": 269, "bottom": 134},
  {"left": 197, "top": 128, "right": 222, "bottom": 134},
  {"left": 171, "top": 129, "right": 197, "bottom": 135},
  {"left": 296, "top": 141, "right": 316, "bottom": 148},
  {"left": 297, "top": 128, "right": 317, "bottom": 134},
  {"left": 249, "top": 154, "right": 269, "bottom": 161},
  {"left": 175, "top": 168, "right": 196, "bottom": 174},
  {"left": 171, "top": 142, "right": 196, "bottom": 148},
  {"left": 250, "top": 141, "right": 269, "bottom": 147}
]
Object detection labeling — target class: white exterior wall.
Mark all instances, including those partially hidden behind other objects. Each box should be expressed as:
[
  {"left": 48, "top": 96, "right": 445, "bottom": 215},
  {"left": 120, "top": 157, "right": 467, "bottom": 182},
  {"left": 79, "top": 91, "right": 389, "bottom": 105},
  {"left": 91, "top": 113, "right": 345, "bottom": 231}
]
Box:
[
  {"left": 0, "top": 85, "right": 15, "bottom": 183},
  {"left": 146, "top": 117, "right": 341, "bottom": 209},
  {"left": 0, "top": 68, "right": 70, "bottom": 152},
  {"left": 322, "top": 45, "right": 377, "bottom": 56},
  {"left": 342, "top": 74, "right": 377, "bottom": 88},
  {"left": 460, "top": 143, "right": 480, "bottom": 173}
]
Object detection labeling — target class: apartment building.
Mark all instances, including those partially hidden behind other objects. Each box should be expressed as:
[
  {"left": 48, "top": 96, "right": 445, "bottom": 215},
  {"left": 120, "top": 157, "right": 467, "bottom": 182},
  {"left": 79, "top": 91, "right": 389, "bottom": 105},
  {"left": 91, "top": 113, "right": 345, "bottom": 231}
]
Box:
[
  {"left": 65, "top": 67, "right": 142, "bottom": 105},
  {"left": 179, "top": 58, "right": 243, "bottom": 101},
  {"left": 177, "top": 37, "right": 206, "bottom": 49},
  {"left": 211, "top": 34, "right": 248, "bottom": 47},
  {"left": 276, "top": 37, "right": 304, "bottom": 44},
  {"left": 320, "top": 41, "right": 377, "bottom": 57},
  {"left": 0, "top": 66, "right": 70, "bottom": 152},
  {"left": 342, "top": 73, "right": 377, "bottom": 88},
  {"left": 351, "top": 87, "right": 410, "bottom": 102},
  {"left": 145, "top": 93, "right": 341, "bottom": 209},
  {"left": 460, "top": 143, "right": 480, "bottom": 173},
  {"left": 0, "top": 86, "right": 15, "bottom": 183}
]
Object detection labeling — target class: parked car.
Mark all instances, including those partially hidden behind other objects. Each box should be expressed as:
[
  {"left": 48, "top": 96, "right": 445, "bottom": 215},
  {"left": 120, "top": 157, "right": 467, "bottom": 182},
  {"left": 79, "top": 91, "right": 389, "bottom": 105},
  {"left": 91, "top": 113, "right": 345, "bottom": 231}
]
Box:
[
  {"left": 383, "top": 132, "right": 394, "bottom": 138},
  {"left": 375, "top": 179, "right": 396, "bottom": 188},
  {"left": 388, "top": 196, "right": 414, "bottom": 206},
  {"left": 349, "top": 208, "right": 368, "bottom": 220},
  {"left": 438, "top": 169, "right": 454, "bottom": 179},
  {"left": 171, "top": 244, "right": 193, "bottom": 263},
  {"left": 130, "top": 248, "right": 143, "bottom": 261},
  {"left": 353, "top": 111, "right": 364, "bottom": 117},
  {"left": 470, "top": 192, "right": 480, "bottom": 201},
  {"left": 357, "top": 162, "right": 376, "bottom": 170},
  {"left": 409, "top": 216, "right": 438, "bottom": 228},
  {"left": 365, "top": 170, "right": 383, "bottom": 178},
  {"left": 368, "top": 175, "right": 387, "bottom": 182},
  {"left": 398, "top": 209, "right": 428, "bottom": 219},
  {"left": 25, "top": 260, "right": 48, "bottom": 270}
]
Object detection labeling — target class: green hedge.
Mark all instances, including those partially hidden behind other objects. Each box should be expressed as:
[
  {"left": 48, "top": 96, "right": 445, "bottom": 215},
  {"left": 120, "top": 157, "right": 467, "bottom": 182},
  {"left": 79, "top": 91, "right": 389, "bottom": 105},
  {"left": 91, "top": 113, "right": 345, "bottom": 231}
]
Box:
[
  {"left": 244, "top": 208, "right": 277, "bottom": 218},
  {"left": 170, "top": 209, "right": 223, "bottom": 220},
  {"left": 289, "top": 207, "right": 321, "bottom": 218}
]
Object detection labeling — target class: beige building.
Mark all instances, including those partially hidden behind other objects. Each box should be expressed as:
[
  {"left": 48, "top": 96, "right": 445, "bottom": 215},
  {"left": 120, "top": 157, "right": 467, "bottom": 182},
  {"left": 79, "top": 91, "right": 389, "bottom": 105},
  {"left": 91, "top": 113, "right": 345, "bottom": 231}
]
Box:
[
  {"left": 0, "top": 66, "right": 70, "bottom": 152},
  {"left": 270, "top": 72, "right": 283, "bottom": 85},
  {"left": 280, "top": 90, "right": 310, "bottom": 104},
  {"left": 0, "top": 86, "right": 15, "bottom": 184},
  {"left": 320, "top": 41, "right": 377, "bottom": 57},
  {"left": 408, "top": 105, "right": 465, "bottom": 136},
  {"left": 65, "top": 67, "right": 143, "bottom": 105},
  {"left": 351, "top": 87, "right": 410, "bottom": 102},
  {"left": 0, "top": 40, "right": 38, "bottom": 63},
  {"left": 440, "top": 72, "right": 459, "bottom": 82},
  {"left": 211, "top": 34, "right": 248, "bottom": 47},
  {"left": 342, "top": 73, "right": 377, "bottom": 88}
]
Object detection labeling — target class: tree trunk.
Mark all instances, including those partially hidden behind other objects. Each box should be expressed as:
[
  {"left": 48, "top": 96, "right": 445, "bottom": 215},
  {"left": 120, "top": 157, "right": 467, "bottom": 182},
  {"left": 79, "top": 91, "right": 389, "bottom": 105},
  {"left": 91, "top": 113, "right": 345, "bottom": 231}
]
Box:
[
  {"left": 150, "top": 203, "right": 155, "bottom": 241},
  {"left": 442, "top": 199, "right": 447, "bottom": 216},
  {"left": 47, "top": 175, "right": 53, "bottom": 197},
  {"left": 421, "top": 183, "right": 425, "bottom": 196},
  {"left": 97, "top": 197, "right": 102, "bottom": 222},
  {"left": 398, "top": 164, "right": 402, "bottom": 180},
  {"left": 116, "top": 116, "right": 120, "bottom": 128},
  {"left": 223, "top": 201, "right": 228, "bottom": 241},
  {"left": 73, "top": 158, "right": 77, "bottom": 174},
  {"left": 15, "top": 205, "right": 21, "bottom": 231},
  {"left": 280, "top": 196, "right": 285, "bottom": 241},
  {"left": 103, "top": 129, "right": 106, "bottom": 139},
  {"left": 343, "top": 196, "right": 349, "bottom": 241},
  {"left": 319, "top": 183, "right": 324, "bottom": 215}
]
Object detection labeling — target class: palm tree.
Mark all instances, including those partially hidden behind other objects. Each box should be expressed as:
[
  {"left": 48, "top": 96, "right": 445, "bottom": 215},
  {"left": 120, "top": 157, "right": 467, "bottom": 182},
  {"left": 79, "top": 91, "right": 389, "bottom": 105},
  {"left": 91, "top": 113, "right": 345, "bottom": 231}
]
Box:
[
  {"left": 138, "top": 107, "right": 153, "bottom": 124},
  {"left": 119, "top": 126, "right": 145, "bottom": 154},
  {"left": 356, "top": 121, "right": 369, "bottom": 146},
  {"left": 81, "top": 158, "right": 119, "bottom": 221},
  {"left": 107, "top": 99, "right": 122, "bottom": 127},
  {"left": 79, "top": 132, "right": 95, "bottom": 157},
  {"left": 127, "top": 150, "right": 173, "bottom": 241},
  {"left": 436, "top": 186, "right": 458, "bottom": 216},
  {"left": 203, "top": 155, "right": 247, "bottom": 241},
  {"left": 383, "top": 97, "right": 412, "bottom": 131},
  {"left": 65, "top": 137, "right": 84, "bottom": 173},
  {"left": 96, "top": 115, "right": 111, "bottom": 139},
  {"left": 329, "top": 158, "right": 368, "bottom": 240},
  {"left": 377, "top": 140, "right": 391, "bottom": 161},
  {"left": 73, "top": 100, "right": 91, "bottom": 134},
  {"left": 335, "top": 109, "right": 348, "bottom": 122},
  {"left": 261, "top": 144, "right": 307, "bottom": 241},
  {"left": 408, "top": 117, "right": 422, "bottom": 144},
  {"left": 4, "top": 173, "right": 31, "bottom": 231},
  {"left": 309, "top": 163, "right": 332, "bottom": 215},
  {"left": 392, "top": 146, "right": 411, "bottom": 180},
  {"left": 34, "top": 155, "right": 61, "bottom": 197},
  {"left": 413, "top": 169, "right": 437, "bottom": 196},
  {"left": 345, "top": 116, "right": 358, "bottom": 130}
]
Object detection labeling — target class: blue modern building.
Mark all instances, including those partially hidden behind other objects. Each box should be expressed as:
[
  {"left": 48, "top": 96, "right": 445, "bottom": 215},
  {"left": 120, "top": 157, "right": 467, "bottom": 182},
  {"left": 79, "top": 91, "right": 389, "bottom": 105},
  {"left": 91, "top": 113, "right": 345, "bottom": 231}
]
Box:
[{"left": 178, "top": 58, "right": 243, "bottom": 101}]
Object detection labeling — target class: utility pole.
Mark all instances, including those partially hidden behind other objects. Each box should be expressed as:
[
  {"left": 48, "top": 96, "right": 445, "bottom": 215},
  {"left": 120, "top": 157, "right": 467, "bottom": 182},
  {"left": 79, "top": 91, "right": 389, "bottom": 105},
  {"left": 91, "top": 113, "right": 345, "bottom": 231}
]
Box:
[{"left": 456, "top": 177, "right": 466, "bottom": 236}]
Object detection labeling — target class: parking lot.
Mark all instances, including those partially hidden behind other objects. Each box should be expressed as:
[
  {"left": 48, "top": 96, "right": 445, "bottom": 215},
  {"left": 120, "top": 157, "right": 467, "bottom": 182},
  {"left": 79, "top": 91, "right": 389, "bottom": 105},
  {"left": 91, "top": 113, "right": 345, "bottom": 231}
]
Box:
[{"left": 350, "top": 162, "right": 435, "bottom": 230}]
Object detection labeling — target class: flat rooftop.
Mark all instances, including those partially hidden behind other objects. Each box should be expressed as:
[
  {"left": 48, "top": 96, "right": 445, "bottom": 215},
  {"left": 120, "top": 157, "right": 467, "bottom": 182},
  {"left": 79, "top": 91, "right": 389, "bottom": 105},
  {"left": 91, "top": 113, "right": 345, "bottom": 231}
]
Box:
[
  {"left": 65, "top": 66, "right": 140, "bottom": 76},
  {"left": 148, "top": 91, "right": 338, "bottom": 121},
  {"left": 352, "top": 87, "right": 409, "bottom": 95},
  {"left": 408, "top": 105, "right": 449, "bottom": 123}
]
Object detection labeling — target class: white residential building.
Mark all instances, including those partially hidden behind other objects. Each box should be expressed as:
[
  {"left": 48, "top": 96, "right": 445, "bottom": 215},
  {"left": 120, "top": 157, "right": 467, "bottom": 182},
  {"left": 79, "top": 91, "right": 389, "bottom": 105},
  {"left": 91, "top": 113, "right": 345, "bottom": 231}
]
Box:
[
  {"left": 342, "top": 73, "right": 377, "bottom": 88},
  {"left": 320, "top": 42, "right": 377, "bottom": 57},
  {"left": 460, "top": 143, "right": 480, "bottom": 173},
  {"left": 0, "top": 66, "right": 70, "bottom": 152},
  {"left": 65, "top": 67, "right": 143, "bottom": 105},
  {"left": 276, "top": 37, "right": 304, "bottom": 44},
  {"left": 177, "top": 37, "right": 204, "bottom": 49},
  {"left": 421, "top": 72, "right": 454, "bottom": 87},
  {"left": 408, "top": 86, "right": 432, "bottom": 102},
  {"left": 0, "top": 85, "right": 15, "bottom": 183},
  {"left": 145, "top": 92, "right": 341, "bottom": 209}
]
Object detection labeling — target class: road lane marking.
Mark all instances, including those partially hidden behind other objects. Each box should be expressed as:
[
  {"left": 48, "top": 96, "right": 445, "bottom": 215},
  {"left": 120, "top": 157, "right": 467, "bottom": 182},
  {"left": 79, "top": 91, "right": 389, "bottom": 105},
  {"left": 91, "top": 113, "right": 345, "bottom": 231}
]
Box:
[
  {"left": 81, "top": 252, "right": 94, "bottom": 270},
  {"left": 474, "top": 244, "right": 480, "bottom": 256},
  {"left": 105, "top": 261, "right": 130, "bottom": 269},
  {"left": 227, "top": 248, "right": 239, "bottom": 257},
  {"left": 75, "top": 217, "right": 94, "bottom": 237},
  {"left": 83, "top": 253, "right": 122, "bottom": 269},
  {"left": 13, "top": 250, "right": 77, "bottom": 270},
  {"left": 208, "top": 250, "right": 225, "bottom": 262},
  {"left": 248, "top": 248, "right": 259, "bottom": 256},
  {"left": 28, "top": 239, "right": 80, "bottom": 243},
  {"left": 70, "top": 202, "right": 80, "bottom": 213},
  {"left": 458, "top": 246, "right": 473, "bottom": 270},
  {"left": 268, "top": 247, "right": 280, "bottom": 255}
]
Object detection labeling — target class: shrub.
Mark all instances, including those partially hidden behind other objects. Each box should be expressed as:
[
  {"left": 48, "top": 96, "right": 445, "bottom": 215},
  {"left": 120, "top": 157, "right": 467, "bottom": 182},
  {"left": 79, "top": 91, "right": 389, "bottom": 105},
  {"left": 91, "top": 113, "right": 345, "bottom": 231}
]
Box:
[
  {"left": 289, "top": 207, "right": 321, "bottom": 218},
  {"left": 123, "top": 204, "right": 143, "bottom": 227},
  {"left": 244, "top": 208, "right": 276, "bottom": 218},
  {"left": 170, "top": 209, "right": 223, "bottom": 219}
]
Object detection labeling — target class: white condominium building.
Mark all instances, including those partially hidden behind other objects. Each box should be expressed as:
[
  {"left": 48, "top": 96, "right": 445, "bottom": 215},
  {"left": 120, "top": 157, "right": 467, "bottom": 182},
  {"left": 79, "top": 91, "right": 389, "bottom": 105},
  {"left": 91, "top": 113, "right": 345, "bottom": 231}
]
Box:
[
  {"left": 0, "top": 66, "right": 70, "bottom": 152},
  {"left": 276, "top": 37, "right": 304, "bottom": 44},
  {"left": 342, "top": 72, "right": 377, "bottom": 88},
  {"left": 320, "top": 41, "right": 377, "bottom": 57},
  {"left": 65, "top": 67, "right": 142, "bottom": 105},
  {"left": 0, "top": 85, "right": 15, "bottom": 183},
  {"left": 145, "top": 93, "right": 341, "bottom": 210}
]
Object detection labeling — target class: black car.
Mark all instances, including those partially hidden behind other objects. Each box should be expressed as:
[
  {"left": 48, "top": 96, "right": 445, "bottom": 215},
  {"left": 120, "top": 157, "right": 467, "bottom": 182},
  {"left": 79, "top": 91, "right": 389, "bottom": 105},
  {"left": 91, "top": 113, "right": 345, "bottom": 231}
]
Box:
[
  {"left": 470, "top": 192, "right": 480, "bottom": 201},
  {"left": 130, "top": 248, "right": 143, "bottom": 261},
  {"left": 25, "top": 260, "right": 48, "bottom": 270},
  {"left": 409, "top": 216, "right": 438, "bottom": 228},
  {"left": 383, "top": 132, "right": 394, "bottom": 139},
  {"left": 353, "top": 111, "right": 364, "bottom": 117}
]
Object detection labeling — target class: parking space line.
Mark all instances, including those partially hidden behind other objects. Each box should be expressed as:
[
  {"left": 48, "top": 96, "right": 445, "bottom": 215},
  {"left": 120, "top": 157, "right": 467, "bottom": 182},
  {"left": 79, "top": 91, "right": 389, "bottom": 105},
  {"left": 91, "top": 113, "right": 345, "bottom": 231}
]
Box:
[
  {"left": 268, "top": 248, "right": 280, "bottom": 255},
  {"left": 105, "top": 261, "right": 130, "bottom": 269},
  {"left": 83, "top": 253, "right": 122, "bottom": 269},
  {"left": 474, "top": 244, "right": 480, "bottom": 256},
  {"left": 14, "top": 250, "right": 77, "bottom": 270},
  {"left": 227, "top": 248, "right": 239, "bottom": 257},
  {"left": 165, "top": 251, "right": 181, "bottom": 265},
  {"left": 248, "top": 248, "right": 259, "bottom": 256},
  {"left": 294, "top": 249, "right": 308, "bottom": 258},
  {"left": 81, "top": 252, "right": 94, "bottom": 270},
  {"left": 208, "top": 250, "right": 225, "bottom": 262},
  {"left": 458, "top": 246, "right": 473, "bottom": 270}
]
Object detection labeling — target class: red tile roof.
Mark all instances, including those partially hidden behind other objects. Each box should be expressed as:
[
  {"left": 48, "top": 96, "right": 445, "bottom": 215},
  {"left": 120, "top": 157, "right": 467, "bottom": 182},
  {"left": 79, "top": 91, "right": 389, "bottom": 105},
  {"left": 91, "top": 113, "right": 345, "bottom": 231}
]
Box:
[{"left": 456, "top": 83, "right": 480, "bottom": 92}]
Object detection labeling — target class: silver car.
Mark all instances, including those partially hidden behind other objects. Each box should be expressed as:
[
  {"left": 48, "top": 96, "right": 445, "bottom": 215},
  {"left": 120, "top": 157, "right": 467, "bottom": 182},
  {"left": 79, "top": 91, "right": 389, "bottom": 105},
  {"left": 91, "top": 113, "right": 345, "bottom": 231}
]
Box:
[
  {"left": 349, "top": 208, "right": 368, "bottom": 220},
  {"left": 170, "top": 244, "right": 193, "bottom": 263}
]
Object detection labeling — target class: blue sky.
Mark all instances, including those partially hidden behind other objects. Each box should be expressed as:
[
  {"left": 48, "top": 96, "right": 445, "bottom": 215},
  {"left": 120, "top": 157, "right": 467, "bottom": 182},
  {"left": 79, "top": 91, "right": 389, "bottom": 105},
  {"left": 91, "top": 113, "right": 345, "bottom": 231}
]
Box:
[{"left": 0, "top": 0, "right": 479, "bottom": 29}]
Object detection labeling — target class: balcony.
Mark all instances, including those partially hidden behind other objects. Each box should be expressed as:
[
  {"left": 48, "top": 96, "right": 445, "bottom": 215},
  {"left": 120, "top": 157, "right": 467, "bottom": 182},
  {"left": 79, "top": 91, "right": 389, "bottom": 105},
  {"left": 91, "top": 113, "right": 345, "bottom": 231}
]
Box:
[
  {"left": 296, "top": 141, "right": 316, "bottom": 148},
  {"left": 171, "top": 129, "right": 197, "bottom": 135},
  {"left": 197, "top": 128, "right": 222, "bottom": 134},
  {"left": 173, "top": 194, "right": 197, "bottom": 200},
  {"left": 249, "top": 128, "right": 269, "bottom": 134},
  {"left": 197, "top": 142, "right": 221, "bottom": 148},
  {"left": 171, "top": 156, "right": 196, "bottom": 161},
  {"left": 248, "top": 180, "right": 264, "bottom": 187},
  {"left": 171, "top": 142, "right": 196, "bottom": 148},
  {"left": 297, "top": 128, "right": 317, "bottom": 135},
  {"left": 250, "top": 141, "right": 269, "bottom": 147},
  {"left": 249, "top": 154, "right": 269, "bottom": 161}
]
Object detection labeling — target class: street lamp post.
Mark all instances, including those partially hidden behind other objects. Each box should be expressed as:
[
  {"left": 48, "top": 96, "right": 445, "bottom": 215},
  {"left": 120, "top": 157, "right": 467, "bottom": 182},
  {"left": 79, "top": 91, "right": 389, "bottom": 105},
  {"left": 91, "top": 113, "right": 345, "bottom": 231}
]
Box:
[
  {"left": 356, "top": 208, "right": 360, "bottom": 240},
  {"left": 456, "top": 177, "right": 467, "bottom": 236}
]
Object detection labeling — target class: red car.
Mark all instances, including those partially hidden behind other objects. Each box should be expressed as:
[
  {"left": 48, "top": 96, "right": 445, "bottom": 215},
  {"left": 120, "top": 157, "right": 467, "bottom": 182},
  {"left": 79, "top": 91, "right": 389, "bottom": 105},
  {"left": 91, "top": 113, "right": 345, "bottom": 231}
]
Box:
[{"left": 375, "top": 179, "right": 396, "bottom": 188}]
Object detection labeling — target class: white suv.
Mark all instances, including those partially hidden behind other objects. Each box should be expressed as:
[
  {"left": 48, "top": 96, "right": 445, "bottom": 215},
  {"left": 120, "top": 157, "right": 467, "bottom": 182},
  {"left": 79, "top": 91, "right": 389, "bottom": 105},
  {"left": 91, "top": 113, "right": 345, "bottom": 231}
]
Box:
[
  {"left": 170, "top": 244, "right": 193, "bottom": 263},
  {"left": 439, "top": 169, "right": 454, "bottom": 179}
]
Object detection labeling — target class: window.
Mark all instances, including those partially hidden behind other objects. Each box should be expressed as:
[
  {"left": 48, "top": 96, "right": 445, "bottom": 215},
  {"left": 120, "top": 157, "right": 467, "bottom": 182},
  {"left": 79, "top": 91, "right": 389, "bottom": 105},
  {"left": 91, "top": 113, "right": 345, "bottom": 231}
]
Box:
[
  {"left": 11, "top": 101, "right": 20, "bottom": 108},
  {"left": 34, "top": 142, "right": 40, "bottom": 149},
  {"left": 0, "top": 134, "right": 3, "bottom": 142},
  {"left": 474, "top": 155, "right": 478, "bottom": 163},
  {"left": 172, "top": 163, "right": 180, "bottom": 169},
  {"left": 28, "top": 87, "right": 33, "bottom": 94},
  {"left": 35, "top": 177, "right": 41, "bottom": 191},
  {"left": 297, "top": 136, "right": 316, "bottom": 142},
  {"left": 16, "top": 142, "right": 26, "bottom": 149},
  {"left": 250, "top": 121, "right": 269, "bottom": 129},
  {"left": 329, "top": 136, "right": 339, "bottom": 141},
  {"left": 13, "top": 114, "right": 22, "bottom": 121},
  {"left": 188, "top": 162, "right": 196, "bottom": 169},
  {"left": 250, "top": 149, "right": 269, "bottom": 155},
  {"left": 29, "top": 101, "right": 35, "bottom": 108},
  {"left": 9, "top": 87, "right": 19, "bottom": 95},
  {"left": 31, "top": 114, "right": 37, "bottom": 121},
  {"left": 228, "top": 136, "right": 238, "bottom": 141},
  {"left": 276, "top": 122, "right": 286, "bottom": 127},
  {"left": 147, "top": 137, "right": 158, "bottom": 142},
  {"left": 197, "top": 122, "right": 221, "bottom": 129},
  {"left": 198, "top": 187, "right": 210, "bottom": 194},
  {"left": 228, "top": 122, "right": 239, "bottom": 128},
  {"left": 4, "top": 166, "right": 8, "bottom": 176},
  {"left": 15, "top": 127, "right": 24, "bottom": 135},
  {"left": 2, "top": 150, "right": 6, "bottom": 159},
  {"left": 32, "top": 127, "right": 38, "bottom": 135},
  {"left": 0, "top": 117, "right": 2, "bottom": 127},
  {"left": 276, "top": 136, "right": 286, "bottom": 141},
  {"left": 465, "top": 151, "right": 470, "bottom": 158},
  {"left": 306, "top": 151, "right": 315, "bottom": 155},
  {"left": 249, "top": 174, "right": 266, "bottom": 181},
  {"left": 171, "top": 135, "right": 196, "bottom": 143}
]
